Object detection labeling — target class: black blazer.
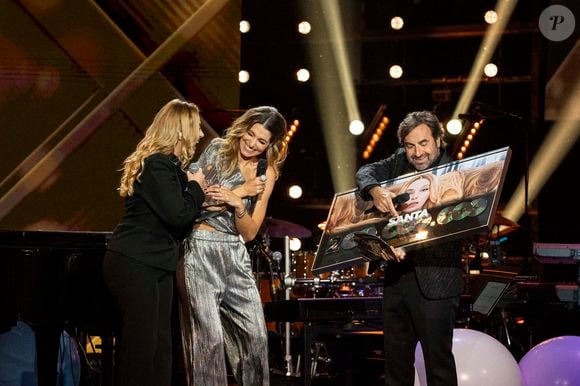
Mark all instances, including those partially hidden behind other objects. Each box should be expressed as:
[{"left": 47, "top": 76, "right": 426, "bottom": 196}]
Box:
[
  {"left": 356, "top": 148, "right": 464, "bottom": 299},
  {"left": 107, "top": 153, "right": 205, "bottom": 271}
]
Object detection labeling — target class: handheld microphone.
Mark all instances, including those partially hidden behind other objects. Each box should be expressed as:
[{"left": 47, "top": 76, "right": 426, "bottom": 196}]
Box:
[
  {"left": 250, "top": 158, "right": 267, "bottom": 206},
  {"left": 364, "top": 192, "right": 410, "bottom": 214},
  {"left": 187, "top": 162, "right": 200, "bottom": 173}
]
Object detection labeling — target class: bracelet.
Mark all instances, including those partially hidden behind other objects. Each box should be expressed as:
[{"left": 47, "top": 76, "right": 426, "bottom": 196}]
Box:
[{"left": 235, "top": 207, "right": 247, "bottom": 219}]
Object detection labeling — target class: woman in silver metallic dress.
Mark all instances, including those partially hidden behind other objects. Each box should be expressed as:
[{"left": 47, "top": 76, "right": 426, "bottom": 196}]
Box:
[{"left": 177, "top": 106, "right": 287, "bottom": 386}]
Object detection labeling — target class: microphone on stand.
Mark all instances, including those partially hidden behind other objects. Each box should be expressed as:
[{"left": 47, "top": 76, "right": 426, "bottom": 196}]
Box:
[
  {"left": 271, "top": 251, "right": 283, "bottom": 262},
  {"left": 269, "top": 251, "right": 284, "bottom": 295}
]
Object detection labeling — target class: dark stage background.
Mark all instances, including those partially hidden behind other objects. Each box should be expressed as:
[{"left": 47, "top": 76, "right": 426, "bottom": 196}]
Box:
[
  {"left": 0, "top": 1, "right": 578, "bottom": 254},
  {"left": 1, "top": 1, "right": 579, "bottom": 385}
]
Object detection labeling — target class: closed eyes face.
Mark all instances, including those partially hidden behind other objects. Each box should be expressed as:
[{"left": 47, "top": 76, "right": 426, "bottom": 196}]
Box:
[
  {"left": 240, "top": 123, "right": 272, "bottom": 158},
  {"left": 403, "top": 124, "right": 440, "bottom": 171},
  {"left": 191, "top": 120, "right": 204, "bottom": 150}
]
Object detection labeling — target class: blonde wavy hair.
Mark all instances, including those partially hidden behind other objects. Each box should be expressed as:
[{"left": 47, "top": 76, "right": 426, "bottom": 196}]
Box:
[
  {"left": 118, "top": 99, "right": 201, "bottom": 197},
  {"left": 397, "top": 173, "right": 440, "bottom": 209},
  {"left": 216, "top": 106, "right": 288, "bottom": 178}
]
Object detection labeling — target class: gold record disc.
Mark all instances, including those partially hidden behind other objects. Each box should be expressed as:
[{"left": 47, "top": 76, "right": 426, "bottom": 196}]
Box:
[
  {"left": 451, "top": 202, "right": 469, "bottom": 221},
  {"left": 419, "top": 214, "right": 433, "bottom": 225},
  {"left": 469, "top": 197, "right": 488, "bottom": 217},
  {"left": 436, "top": 206, "right": 453, "bottom": 225}
]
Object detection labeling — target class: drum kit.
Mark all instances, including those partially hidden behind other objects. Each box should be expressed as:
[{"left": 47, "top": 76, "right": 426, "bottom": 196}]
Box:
[
  {"left": 249, "top": 217, "right": 386, "bottom": 378},
  {"left": 249, "top": 217, "right": 385, "bottom": 305}
]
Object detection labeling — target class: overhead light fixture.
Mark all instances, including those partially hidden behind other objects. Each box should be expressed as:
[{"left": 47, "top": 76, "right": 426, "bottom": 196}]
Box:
[
  {"left": 484, "top": 10, "right": 498, "bottom": 24},
  {"left": 240, "top": 20, "right": 251, "bottom": 33},
  {"left": 391, "top": 16, "right": 405, "bottom": 31},
  {"left": 390, "top": 16, "right": 404, "bottom": 30},
  {"left": 238, "top": 70, "right": 250, "bottom": 83},
  {"left": 349, "top": 120, "right": 364, "bottom": 135},
  {"left": 484, "top": 63, "right": 498, "bottom": 77},
  {"left": 389, "top": 65, "right": 403, "bottom": 79},
  {"left": 361, "top": 109, "right": 390, "bottom": 160},
  {"left": 298, "top": 21, "right": 311, "bottom": 35},
  {"left": 283, "top": 119, "right": 300, "bottom": 148},
  {"left": 296, "top": 68, "right": 310, "bottom": 82},
  {"left": 288, "top": 185, "right": 303, "bottom": 199},
  {"left": 289, "top": 238, "right": 302, "bottom": 252},
  {"left": 446, "top": 119, "right": 463, "bottom": 135}
]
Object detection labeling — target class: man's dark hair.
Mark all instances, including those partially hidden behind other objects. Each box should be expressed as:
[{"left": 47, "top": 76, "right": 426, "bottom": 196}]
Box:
[{"left": 397, "top": 110, "right": 446, "bottom": 147}]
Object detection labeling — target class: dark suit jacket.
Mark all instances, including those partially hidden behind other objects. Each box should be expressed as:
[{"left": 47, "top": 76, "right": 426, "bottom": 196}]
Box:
[
  {"left": 107, "top": 153, "right": 205, "bottom": 271},
  {"left": 355, "top": 148, "right": 464, "bottom": 299}
]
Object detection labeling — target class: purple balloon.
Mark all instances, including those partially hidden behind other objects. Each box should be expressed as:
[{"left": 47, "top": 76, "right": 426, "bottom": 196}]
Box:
[{"left": 519, "top": 335, "right": 580, "bottom": 386}]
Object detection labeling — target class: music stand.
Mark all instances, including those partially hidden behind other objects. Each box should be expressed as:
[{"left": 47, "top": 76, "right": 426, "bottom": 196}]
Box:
[{"left": 472, "top": 281, "right": 510, "bottom": 317}]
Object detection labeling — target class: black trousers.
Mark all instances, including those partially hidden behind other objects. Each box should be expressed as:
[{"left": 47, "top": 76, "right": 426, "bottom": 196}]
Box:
[
  {"left": 103, "top": 251, "right": 174, "bottom": 386},
  {"left": 382, "top": 267, "right": 459, "bottom": 386}
]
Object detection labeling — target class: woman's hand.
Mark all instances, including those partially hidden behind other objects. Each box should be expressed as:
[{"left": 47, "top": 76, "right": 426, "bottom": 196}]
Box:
[
  {"left": 187, "top": 169, "right": 206, "bottom": 190},
  {"left": 240, "top": 175, "right": 268, "bottom": 199},
  {"left": 205, "top": 184, "right": 244, "bottom": 211}
]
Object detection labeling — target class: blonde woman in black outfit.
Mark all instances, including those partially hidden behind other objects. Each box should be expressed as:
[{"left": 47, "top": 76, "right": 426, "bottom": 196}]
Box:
[{"left": 103, "top": 99, "right": 206, "bottom": 386}]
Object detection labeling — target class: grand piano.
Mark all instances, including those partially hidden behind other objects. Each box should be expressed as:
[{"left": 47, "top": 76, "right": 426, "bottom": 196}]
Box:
[{"left": 0, "top": 230, "right": 116, "bottom": 386}]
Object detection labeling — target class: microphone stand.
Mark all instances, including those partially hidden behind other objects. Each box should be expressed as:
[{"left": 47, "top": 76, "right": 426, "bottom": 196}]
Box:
[
  {"left": 283, "top": 236, "right": 300, "bottom": 378},
  {"left": 519, "top": 113, "right": 533, "bottom": 273},
  {"left": 473, "top": 102, "right": 535, "bottom": 272}
]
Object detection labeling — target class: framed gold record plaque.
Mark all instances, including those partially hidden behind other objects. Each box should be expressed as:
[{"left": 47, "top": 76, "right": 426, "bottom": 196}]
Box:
[{"left": 311, "top": 147, "right": 512, "bottom": 275}]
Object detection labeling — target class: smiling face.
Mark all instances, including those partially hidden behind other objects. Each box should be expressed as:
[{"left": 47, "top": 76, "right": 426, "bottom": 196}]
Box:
[
  {"left": 403, "top": 123, "right": 441, "bottom": 171},
  {"left": 239, "top": 123, "right": 272, "bottom": 159},
  {"left": 399, "top": 177, "right": 431, "bottom": 213}
]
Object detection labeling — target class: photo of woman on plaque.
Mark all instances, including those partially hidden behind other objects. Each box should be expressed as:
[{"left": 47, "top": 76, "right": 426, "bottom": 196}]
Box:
[
  {"left": 436, "top": 160, "right": 505, "bottom": 207},
  {"left": 325, "top": 173, "right": 440, "bottom": 235},
  {"left": 325, "top": 192, "right": 371, "bottom": 234},
  {"left": 462, "top": 160, "right": 505, "bottom": 197},
  {"left": 395, "top": 173, "right": 439, "bottom": 214}
]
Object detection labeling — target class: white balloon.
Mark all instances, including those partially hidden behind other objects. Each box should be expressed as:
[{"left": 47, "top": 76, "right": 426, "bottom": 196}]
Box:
[
  {"left": 414, "top": 368, "right": 421, "bottom": 386},
  {"left": 415, "top": 328, "right": 522, "bottom": 386}
]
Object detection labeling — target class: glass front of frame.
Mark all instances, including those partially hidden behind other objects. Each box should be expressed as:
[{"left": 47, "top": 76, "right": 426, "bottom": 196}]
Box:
[{"left": 312, "top": 147, "right": 512, "bottom": 274}]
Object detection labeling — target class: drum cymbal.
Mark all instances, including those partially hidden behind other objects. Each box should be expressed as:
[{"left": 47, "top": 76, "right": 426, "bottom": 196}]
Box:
[
  {"left": 262, "top": 217, "right": 312, "bottom": 238},
  {"left": 488, "top": 214, "right": 519, "bottom": 239},
  {"left": 493, "top": 214, "right": 518, "bottom": 227}
]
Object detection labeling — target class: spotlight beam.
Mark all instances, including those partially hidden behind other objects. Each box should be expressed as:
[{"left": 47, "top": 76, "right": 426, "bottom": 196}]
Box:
[
  {"left": 303, "top": 1, "right": 360, "bottom": 193},
  {"left": 503, "top": 77, "right": 580, "bottom": 223},
  {"left": 451, "top": 0, "right": 518, "bottom": 124}
]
